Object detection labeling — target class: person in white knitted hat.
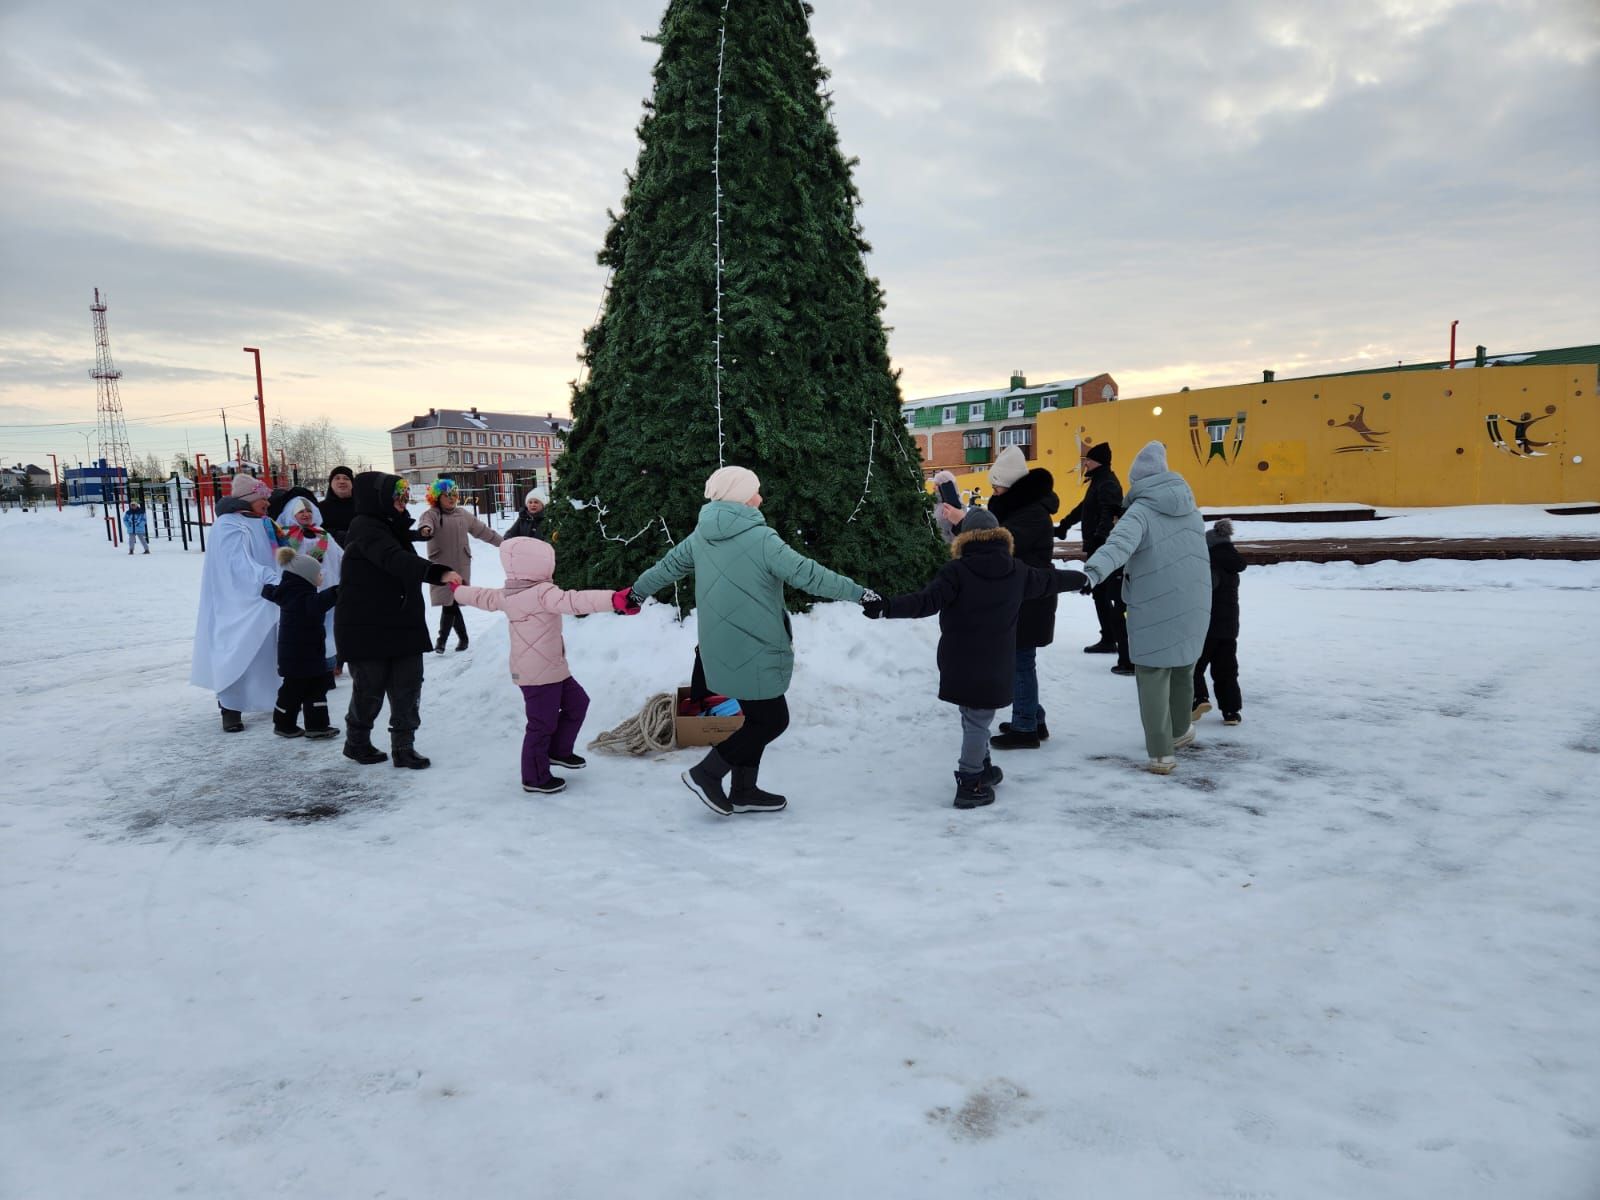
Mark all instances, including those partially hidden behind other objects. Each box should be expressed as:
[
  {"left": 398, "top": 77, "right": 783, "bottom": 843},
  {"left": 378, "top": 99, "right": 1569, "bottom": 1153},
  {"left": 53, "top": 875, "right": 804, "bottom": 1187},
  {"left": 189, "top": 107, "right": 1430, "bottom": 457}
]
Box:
[{"left": 629, "top": 464, "right": 868, "bottom": 816}]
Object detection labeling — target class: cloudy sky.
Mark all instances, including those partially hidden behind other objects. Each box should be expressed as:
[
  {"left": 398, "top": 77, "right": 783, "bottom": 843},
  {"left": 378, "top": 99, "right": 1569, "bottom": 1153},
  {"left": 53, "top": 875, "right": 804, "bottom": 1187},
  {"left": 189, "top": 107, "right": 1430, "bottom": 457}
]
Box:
[{"left": 2, "top": 0, "right": 1596, "bottom": 471}]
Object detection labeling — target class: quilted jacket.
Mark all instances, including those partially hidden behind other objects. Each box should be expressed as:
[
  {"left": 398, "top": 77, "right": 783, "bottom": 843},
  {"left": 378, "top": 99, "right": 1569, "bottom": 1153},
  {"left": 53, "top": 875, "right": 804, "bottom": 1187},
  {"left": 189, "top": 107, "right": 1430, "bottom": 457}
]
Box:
[
  {"left": 415, "top": 504, "right": 503, "bottom": 607},
  {"left": 1082, "top": 469, "right": 1211, "bottom": 667},
  {"left": 632, "top": 500, "right": 865, "bottom": 701},
  {"left": 454, "top": 538, "right": 615, "bottom": 687}
]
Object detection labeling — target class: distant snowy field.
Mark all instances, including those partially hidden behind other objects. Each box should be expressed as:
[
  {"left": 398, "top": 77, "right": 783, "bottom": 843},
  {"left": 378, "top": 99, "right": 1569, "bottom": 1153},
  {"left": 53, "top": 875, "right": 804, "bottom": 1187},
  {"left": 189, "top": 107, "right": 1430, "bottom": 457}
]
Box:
[{"left": 2, "top": 508, "right": 1596, "bottom": 1200}]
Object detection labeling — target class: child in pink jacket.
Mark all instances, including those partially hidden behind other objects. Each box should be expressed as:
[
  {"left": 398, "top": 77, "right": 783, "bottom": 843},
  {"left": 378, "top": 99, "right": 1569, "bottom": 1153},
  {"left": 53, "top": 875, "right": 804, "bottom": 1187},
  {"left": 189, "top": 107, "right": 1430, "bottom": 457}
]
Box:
[{"left": 453, "top": 537, "right": 638, "bottom": 794}]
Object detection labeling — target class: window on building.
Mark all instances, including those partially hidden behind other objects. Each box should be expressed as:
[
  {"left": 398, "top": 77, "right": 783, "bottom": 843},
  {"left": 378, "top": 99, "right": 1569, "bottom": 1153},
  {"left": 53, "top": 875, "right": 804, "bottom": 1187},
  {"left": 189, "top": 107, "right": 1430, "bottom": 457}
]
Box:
[
  {"left": 446, "top": 431, "right": 457, "bottom": 445},
  {"left": 963, "top": 430, "right": 992, "bottom": 449},
  {"left": 478, "top": 451, "right": 488, "bottom": 464},
  {"left": 477, "top": 433, "right": 487, "bottom": 446},
  {"left": 999, "top": 427, "right": 1032, "bottom": 448},
  {"left": 1009, "top": 398, "right": 1026, "bottom": 416},
  {"left": 968, "top": 403, "right": 985, "bottom": 421},
  {"left": 447, "top": 450, "right": 458, "bottom": 465},
  {"left": 942, "top": 406, "right": 956, "bottom": 424},
  {"left": 408, "top": 453, "right": 417, "bottom": 466},
  {"left": 514, "top": 435, "right": 525, "bottom": 449},
  {"left": 407, "top": 433, "right": 415, "bottom": 447},
  {"left": 1039, "top": 395, "right": 1058, "bottom": 411},
  {"left": 903, "top": 411, "right": 916, "bottom": 429}
]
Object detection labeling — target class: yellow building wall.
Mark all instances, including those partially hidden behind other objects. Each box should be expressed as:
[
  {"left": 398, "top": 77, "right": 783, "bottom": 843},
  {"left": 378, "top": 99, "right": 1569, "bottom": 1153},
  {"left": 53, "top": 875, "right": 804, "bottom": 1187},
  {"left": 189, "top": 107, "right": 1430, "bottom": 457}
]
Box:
[{"left": 938, "top": 365, "right": 1598, "bottom": 508}]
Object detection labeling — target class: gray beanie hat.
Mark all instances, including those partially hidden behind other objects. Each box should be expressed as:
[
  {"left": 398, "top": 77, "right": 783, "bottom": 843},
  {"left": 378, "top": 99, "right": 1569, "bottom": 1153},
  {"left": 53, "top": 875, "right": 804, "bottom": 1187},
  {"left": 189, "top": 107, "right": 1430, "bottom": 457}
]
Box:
[
  {"left": 1128, "top": 441, "right": 1169, "bottom": 483},
  {"left": 958, "top": 506, "right": 1000, "bottom": 531},
  {"left": 276, "top": 544, "right": 322, "bottom": 585}
]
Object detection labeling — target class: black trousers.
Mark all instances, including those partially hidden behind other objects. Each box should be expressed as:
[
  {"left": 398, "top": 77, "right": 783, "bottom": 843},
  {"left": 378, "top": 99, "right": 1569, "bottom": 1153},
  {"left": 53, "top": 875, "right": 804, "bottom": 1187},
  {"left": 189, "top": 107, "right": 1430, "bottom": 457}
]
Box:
[
  {"left": 436, "top": 602, "right": 468, "bottom": 646},
  {"left": 1194, "top": 635, "right": 1242, "bottom": 714},
  {"left": 346, "top": 655, "right": 425, "bottom": 748},
  {"left": 1092, "top": 570, "right": 1130, "bottom": 666},
  {"left": 716, "top": 696, "right": 790, "bottom": 768},
  {"left": 275, "top": 674, "right": 333, "bottom": 731}
]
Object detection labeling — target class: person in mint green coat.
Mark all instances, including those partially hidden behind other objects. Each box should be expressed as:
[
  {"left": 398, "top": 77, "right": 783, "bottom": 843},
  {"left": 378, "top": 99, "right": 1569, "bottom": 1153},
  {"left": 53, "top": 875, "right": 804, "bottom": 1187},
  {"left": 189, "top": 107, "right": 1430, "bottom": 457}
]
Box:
[
  {"left": 1081, "top": 441, "right": 1211, "bottom": 773},
  {"left": 630, "top": 465, "right": 867, "bottom": 817}
]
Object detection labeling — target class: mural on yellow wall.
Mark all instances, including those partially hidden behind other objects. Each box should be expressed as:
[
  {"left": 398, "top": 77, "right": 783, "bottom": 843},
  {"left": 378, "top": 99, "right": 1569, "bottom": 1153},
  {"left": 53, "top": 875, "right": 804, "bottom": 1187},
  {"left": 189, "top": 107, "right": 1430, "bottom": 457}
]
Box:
[
  {"left": 1328, "top": 404, "right": 1389, "bottom": 454},
  {"left": 1188, "top": 412, "right": 1248, "bottom": 465},
  {"left": 1486, "top": 405, "right": 1558, "bottom": 457}
]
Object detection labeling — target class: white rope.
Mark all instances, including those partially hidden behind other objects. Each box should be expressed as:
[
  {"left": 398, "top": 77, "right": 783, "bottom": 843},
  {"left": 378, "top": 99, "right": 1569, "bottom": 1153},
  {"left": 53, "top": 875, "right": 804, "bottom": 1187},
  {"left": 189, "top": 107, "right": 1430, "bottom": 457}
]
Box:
[
  {"left": 844, "top": 419, "right": 876, "bottom": 523},
  {"left": 712, "top": 0, "right": 731, "bottom": 468},
  {"left": 588, "top": 691, "right": 678, "bottom": 755}
]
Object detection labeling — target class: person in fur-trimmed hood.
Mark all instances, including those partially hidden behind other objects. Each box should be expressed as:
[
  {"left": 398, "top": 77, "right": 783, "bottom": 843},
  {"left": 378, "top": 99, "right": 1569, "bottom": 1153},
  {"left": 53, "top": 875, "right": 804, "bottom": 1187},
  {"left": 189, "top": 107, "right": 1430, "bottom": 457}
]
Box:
[
  {"left": 1193, "top": 518, "right": 1247, "bottom": 726},
  {"left": 863, "top": 508, "right": 1087, "bottom": 810},
  {"left": 943, "top": 444, "right": 1064, "bottom": 749}
]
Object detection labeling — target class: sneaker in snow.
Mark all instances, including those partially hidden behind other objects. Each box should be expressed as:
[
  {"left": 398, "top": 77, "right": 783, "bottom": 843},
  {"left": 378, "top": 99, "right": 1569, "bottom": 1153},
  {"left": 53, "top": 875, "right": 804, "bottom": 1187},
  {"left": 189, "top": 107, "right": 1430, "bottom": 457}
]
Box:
[
  {"left": 1222, "top": 713, "right": 1242, "bottom": 726},
  {"left": 1192, "top": 701, "right": 1213, "bottom": 721},
  {"left": 523, "top": 776, "right": 567, "bottom": 794},
  {"left": 548, "top": 753, "right": 587, "bottom": 770},
  {"left": 1110, "top": 664, "right": 1136, "bottom": 677},
  {"left": 1145, "top": 756, "right": 1177, "bottom": 775},
  {"left": 1173, "top": 725, "right": 1197, "bottom": 750}
]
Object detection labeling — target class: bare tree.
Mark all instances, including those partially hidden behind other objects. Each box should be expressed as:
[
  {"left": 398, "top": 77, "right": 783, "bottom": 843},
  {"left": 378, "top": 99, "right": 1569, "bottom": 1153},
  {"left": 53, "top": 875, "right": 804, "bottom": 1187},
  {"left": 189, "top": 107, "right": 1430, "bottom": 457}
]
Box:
[{"left": 271, "top": 416, "right": 349, "bottom": 487}]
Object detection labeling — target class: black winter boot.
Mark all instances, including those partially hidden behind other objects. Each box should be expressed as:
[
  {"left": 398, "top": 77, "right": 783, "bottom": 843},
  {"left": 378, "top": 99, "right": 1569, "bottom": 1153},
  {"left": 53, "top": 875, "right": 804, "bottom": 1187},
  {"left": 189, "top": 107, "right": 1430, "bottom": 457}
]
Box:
[
  {"left": 1083, "top": 638, "right": 1118, "bottom": 654},
  {"left": 953, "top": 771, "right": 996, "bottom": 810},
  {"left": 997, "top": 720, "right": 1048, "bottom": 742},
  {"left": 434, "top": 634, "right": 448, "bottom": 655},
  {"left": 729, "top": 765, "right": 786, "bottom": 813},
  {"left": 392, "top": 744, "right": 431, "bottom": 769},
  {"left": 343, "top": 739, "right": 388, "bottom": 765},
  {"left": 682, "top": 748, "right": 734, "bottom": 815},
  {"left": 219, "top": 706, "right": 244, "bottom": 733},
  {"left": 990, "top": 729, "right": 1041, "bottom": 750},
  {"left": 979, "top": 755, "right": 1004, "bottom": 787}
]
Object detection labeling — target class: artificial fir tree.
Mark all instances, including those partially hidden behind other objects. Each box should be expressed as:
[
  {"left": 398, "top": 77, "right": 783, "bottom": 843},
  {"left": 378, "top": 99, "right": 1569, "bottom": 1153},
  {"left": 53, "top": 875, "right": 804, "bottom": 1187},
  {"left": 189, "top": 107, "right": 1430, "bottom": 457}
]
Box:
[{"left": 552, "top": 0, "right": 943, "bottom": 606}]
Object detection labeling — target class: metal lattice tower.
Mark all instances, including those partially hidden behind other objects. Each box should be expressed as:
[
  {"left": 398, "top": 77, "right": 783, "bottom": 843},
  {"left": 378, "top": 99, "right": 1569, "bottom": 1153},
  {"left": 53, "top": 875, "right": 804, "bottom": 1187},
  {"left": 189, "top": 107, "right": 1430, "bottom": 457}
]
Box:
[{"left": 89, "top": 287, "right": 132, "bottom": 492}]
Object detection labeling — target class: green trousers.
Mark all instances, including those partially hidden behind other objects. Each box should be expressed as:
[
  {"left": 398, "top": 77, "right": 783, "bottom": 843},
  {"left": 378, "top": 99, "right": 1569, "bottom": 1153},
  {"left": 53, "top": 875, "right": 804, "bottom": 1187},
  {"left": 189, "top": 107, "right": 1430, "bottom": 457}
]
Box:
[{"left": 1135, "top": 664, "right": 1197, "bottom": 758}]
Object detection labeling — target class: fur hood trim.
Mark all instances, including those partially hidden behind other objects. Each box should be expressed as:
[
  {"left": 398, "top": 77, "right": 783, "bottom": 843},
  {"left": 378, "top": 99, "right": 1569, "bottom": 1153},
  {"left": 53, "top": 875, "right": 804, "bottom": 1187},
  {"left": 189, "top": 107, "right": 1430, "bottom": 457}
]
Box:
[{"left": 952, "top": 525, "right": 1014, "bottom": 558}]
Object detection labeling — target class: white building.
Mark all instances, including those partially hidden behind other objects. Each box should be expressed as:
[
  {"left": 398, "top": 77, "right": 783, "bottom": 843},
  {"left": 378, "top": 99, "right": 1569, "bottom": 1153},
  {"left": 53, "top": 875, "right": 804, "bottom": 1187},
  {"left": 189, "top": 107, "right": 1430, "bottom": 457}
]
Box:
[{"left": 389, "top": 407, "right": 572, "bottom": 486}]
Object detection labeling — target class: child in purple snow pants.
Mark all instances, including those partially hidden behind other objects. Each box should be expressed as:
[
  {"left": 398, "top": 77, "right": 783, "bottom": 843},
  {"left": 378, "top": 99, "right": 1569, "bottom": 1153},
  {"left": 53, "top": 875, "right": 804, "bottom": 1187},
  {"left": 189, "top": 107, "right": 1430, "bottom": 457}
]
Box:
[{"left": 451, "top": 536, "right": 638, "bottom": 795}]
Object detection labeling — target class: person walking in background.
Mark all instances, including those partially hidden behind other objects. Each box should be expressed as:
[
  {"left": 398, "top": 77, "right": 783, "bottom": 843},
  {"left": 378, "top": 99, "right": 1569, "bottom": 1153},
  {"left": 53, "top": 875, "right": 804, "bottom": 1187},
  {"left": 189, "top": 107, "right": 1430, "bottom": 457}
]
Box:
[
  {"left": 190, "top": 474, "right": 284, "bottom": 732},
  {"left": 629, "top": 466, "right": 868, "bottom": 817},
  {"left": 1058, "top": 442, "right": 1132, "bottom": 673},
  {"left": 415, "top": 478, "right": 502, "bottom": 654},
  {"left": 453, "top": 536, "right": 639, "bottom": 795},
  {"left": 507, "top": 486, "right": 549, "bottom": 541},
  {"left": 1193, "top": 518, "right": 1247, "bottom": 727},
  {"left": 335, "top": 473, "right": 461, "bottom": 768},
  {"left": 318, "top": 466, "right": 357, "bottom": 547},
  {"left": 862, "top": 507, "right": 1087, "bottom": 810},
  {"left": 1081, "top": 442, "right": 1211, "bottom": 775},
  {"left": 261, "top": 546, "right": 340, "bottom": 739},
  {"left": 123, "top": 501, "right": 150, "bottom": 554}
]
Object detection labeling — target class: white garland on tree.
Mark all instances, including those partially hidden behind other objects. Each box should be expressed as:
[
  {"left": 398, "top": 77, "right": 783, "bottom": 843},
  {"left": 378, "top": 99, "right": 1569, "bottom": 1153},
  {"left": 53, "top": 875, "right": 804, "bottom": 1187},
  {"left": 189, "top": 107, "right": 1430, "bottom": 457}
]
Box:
[
  {"left": 711, "top": 0, "right": 732, "bottom": 468},
  {"left": 844, "top": 419, "right": 877, "bottom": 524}
]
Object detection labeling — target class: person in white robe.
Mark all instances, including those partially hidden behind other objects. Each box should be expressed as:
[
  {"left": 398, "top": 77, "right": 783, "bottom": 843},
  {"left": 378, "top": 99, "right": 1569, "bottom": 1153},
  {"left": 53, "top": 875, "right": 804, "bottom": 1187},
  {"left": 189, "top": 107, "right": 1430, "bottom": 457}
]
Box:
[{"left": 190, "top": 474, "right": 284, "bottom": 730}]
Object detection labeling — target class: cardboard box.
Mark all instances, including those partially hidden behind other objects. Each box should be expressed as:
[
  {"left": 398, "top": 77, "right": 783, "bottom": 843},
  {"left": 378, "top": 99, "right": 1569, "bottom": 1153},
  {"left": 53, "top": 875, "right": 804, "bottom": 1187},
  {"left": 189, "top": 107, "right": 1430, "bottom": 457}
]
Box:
[{"left": 674, "top": 686, "right": 745, "bottom": 748}]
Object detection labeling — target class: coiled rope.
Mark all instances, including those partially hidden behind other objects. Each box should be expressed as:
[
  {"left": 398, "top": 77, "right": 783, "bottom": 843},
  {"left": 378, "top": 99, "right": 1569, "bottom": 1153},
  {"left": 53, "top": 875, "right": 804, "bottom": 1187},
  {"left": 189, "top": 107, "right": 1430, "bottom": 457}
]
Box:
[{"left": 587, "top": 691, "right": 678, "bottom": 755}]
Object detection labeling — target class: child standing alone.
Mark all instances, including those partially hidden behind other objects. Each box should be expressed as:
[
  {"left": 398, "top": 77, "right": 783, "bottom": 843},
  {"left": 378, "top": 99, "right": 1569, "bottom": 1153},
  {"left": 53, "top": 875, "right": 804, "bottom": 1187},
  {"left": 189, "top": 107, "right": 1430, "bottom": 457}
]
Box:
[
  {"left": 452, "top": 537, "right": 639, "bottom": 794},
  {"left": 1193, "top": 519, "right": 1247, "bottom": 726},
  {"left": 262, "top": 546, "right": 341, "bottom": 739},
  {"left": 861, "top": 508, "right": 1087, "bottom": 809}
]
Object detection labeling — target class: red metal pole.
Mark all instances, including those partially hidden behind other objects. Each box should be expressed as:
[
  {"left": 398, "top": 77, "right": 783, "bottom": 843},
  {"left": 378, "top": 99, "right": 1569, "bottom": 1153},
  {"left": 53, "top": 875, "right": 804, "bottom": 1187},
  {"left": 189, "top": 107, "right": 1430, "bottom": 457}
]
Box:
[
  {"left": 195, "top": 453, "right": 209, "bottom": 518},
  {"left": 1449, "top": 320, "right": 1458, "bottom": 369},
  {"left": 243, "top": 347, "right": 272, "bottom": 486},
  {"left": 48, "top": 453, "right": 61, "bottom": 510}
]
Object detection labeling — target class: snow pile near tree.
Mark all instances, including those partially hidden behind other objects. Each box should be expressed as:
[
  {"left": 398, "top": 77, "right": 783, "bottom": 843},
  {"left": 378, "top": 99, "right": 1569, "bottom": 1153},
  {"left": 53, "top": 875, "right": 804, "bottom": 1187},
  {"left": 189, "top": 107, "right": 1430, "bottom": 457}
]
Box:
[{"left": 1, "top": 509, "right": 1596, "bottom": 1199}]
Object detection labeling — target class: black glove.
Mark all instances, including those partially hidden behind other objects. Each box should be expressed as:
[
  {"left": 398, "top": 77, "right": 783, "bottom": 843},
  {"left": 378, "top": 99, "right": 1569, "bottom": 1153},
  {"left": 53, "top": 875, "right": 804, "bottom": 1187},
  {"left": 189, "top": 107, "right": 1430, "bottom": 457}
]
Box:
[
  {"left": 1054, "top": 569, "right": 1089, "bottom": 595},
  {"left": 1054, "top": 519, "right": 1073, "bottom": 539},
  {"left": 1079, "top": 575, "right": 1095, "bottom": 595},
  {"left": 860, "top": 588, "right": 885, "bottom": 619},
  {"left": 626, "top": 588, "right": 646, "bottom": 611}
]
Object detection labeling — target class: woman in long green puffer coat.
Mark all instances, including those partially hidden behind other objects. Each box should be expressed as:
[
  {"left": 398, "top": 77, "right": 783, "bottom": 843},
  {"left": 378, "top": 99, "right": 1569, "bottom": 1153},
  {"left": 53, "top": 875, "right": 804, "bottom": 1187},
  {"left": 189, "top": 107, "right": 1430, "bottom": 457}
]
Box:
[
  {"left": 630, "top": 466, "right": 867, "bottom": 818},
  {"left": 1082, "top": 441, "right": 1211, "bottom": 773}
]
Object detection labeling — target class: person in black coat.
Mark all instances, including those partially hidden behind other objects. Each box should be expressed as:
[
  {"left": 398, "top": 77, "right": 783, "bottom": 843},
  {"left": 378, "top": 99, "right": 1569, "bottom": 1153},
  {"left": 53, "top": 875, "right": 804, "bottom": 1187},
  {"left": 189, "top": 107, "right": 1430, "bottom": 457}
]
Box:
[
  {"left": 506, "top": 487, "right": 549, "bottom": 541},
  {"left": 335, "top": 472, "right": 461, "bottom": 767},
  {"left": 262, "top": 547, "right": 341, "bottom": 739},
  {"left": 864, "top": 508, "right": 1086, "bottom": 809},
  {"left": 1056, "top": 442, "right": 1132, "bottom": 669},
  {"left": 1193, "top": 519, "right": 1247, "bottom": 724},
  {"left": 318, "top": 466, "right": 357, "bottom": 547}
]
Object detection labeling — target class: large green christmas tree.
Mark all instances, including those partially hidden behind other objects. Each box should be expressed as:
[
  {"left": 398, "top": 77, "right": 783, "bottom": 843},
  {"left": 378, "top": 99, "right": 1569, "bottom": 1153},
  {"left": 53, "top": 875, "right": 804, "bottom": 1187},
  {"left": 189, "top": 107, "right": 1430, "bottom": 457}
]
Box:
[{"left": 552, "top": 0, "right": 944, "bottom": 605}]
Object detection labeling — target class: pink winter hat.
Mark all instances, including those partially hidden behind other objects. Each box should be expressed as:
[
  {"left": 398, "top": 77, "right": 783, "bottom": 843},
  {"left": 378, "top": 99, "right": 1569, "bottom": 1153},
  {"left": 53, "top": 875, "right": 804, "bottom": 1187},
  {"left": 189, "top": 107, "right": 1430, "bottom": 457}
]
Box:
[
  {"left": 704, "top": 465, "right": 761, "bottom": 504},
  {"left": 229, "top": 473, "right": 271, "bottom": 500}
]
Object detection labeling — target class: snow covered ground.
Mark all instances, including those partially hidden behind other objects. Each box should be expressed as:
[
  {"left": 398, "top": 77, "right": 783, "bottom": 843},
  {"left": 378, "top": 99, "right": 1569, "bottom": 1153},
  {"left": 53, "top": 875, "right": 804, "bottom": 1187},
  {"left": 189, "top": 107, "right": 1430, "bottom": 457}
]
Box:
[
  {"left": 1194, "top": 503, "right": 1600, "bottom": 543},
  {"left": 2, "top": 507, "right": 1597, "bottom": 1200}
]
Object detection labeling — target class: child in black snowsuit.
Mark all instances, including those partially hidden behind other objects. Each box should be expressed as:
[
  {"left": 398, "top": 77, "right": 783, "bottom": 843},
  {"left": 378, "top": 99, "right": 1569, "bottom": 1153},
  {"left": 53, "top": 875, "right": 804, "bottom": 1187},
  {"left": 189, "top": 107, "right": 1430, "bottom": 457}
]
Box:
[
  {"left": 862, "top": 508, "right": 1087, "bottom": 809},
  {"left": 262, "top": 546, "right": 341, "bottom": 739},
  {"left": 1193, "top": 519, "right": 1247, "bottom": 725}
]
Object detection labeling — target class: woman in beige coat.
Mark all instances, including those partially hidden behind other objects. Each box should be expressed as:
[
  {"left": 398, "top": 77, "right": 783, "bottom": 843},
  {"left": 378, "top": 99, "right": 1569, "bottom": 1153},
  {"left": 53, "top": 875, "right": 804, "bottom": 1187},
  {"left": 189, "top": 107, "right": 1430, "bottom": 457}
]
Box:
[{"left": 415, "top": 478, "right": 502, "bottom": 653}]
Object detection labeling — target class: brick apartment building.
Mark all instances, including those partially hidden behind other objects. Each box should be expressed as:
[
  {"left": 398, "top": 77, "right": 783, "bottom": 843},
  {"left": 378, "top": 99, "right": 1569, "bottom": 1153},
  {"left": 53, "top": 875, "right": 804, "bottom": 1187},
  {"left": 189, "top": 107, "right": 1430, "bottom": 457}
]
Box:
[
  {"left": 904, "top": 371, "right": 1118, "bottom": 478},
  {"left": 389, "top": 407, "right": 572, "bottom": 487}
]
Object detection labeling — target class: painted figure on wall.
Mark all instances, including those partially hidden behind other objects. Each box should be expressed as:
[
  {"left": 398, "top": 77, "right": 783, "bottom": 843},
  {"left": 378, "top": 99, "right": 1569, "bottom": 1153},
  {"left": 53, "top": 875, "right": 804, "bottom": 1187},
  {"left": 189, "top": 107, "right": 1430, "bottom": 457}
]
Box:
[
  {"left": 1329, "top": 404, "right": 1389, "bottom": 454},
  {"left": 1486, "top": 405, "right": 1558, "bottom": 457}
]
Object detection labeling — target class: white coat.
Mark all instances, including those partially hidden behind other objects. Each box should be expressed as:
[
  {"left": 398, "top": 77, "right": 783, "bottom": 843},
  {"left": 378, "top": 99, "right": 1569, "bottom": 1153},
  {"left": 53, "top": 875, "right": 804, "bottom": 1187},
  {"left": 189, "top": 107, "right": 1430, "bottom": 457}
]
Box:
[{"left": 189, "top": 511, "right": 284, "bottom": 711}]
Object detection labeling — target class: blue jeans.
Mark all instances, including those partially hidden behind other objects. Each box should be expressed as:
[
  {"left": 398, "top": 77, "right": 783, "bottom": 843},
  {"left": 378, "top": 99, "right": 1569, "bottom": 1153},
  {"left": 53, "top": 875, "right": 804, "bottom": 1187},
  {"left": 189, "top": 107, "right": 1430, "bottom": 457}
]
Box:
[{"left": 1011, "top": 646, "right": 1044, "bottom": 732}]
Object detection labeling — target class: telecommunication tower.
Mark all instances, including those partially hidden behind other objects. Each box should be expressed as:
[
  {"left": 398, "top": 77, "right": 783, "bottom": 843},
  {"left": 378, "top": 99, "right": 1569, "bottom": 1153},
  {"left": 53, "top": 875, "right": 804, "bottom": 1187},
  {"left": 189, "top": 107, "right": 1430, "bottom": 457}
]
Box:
[{"left": 90, "top": 287, "right": 133, "bottom": 494}]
